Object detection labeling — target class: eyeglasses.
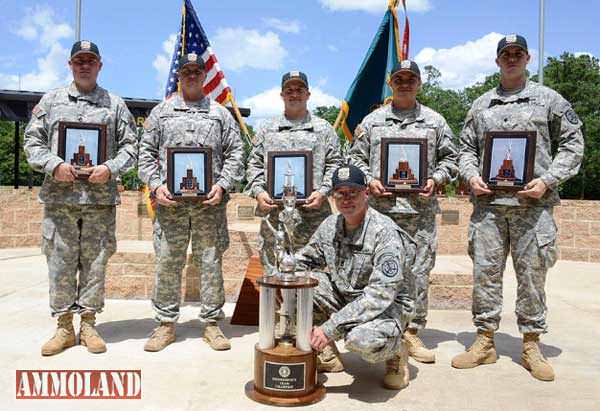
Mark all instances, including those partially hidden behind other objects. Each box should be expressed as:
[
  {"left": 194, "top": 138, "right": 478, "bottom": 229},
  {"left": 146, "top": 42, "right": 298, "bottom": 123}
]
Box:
[
  {"left": 332, "top": 189, "right": 363, "bottom": 200},
  {"left": 282, "top": 87, "right": 307, "bottom": 96},
  {"left": 180, "top": 69, "right": 204, "bottom": 77}
]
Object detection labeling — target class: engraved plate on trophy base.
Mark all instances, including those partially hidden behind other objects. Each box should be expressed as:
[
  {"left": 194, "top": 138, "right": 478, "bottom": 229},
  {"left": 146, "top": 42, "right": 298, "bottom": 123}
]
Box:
[{"left": 264, "top": 361, "right": 305, "bottom": 392}]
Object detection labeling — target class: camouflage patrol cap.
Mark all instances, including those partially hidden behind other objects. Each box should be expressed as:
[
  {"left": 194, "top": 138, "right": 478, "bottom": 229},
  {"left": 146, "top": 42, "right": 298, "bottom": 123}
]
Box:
[
  {"left": 391, "top": 60, "right": 421, "bottom": 79},
  {"left": 178, "top": 52, "right": 206, "bottom": 70},
  {"left": 281, "top": 71, "right": 309, "bottom": 89},
  {"left": 332, "top": 165, "right": 367, "bottom": 190},
  {"left": 497, "top": 34, "right": 528, "bottom": 56},
  {"left": 70, "top": 40, "right": 101, "bottom": 59}
]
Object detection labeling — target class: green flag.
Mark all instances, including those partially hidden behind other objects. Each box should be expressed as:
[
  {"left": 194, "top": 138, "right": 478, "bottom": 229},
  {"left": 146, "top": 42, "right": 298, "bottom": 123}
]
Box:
[{"left": 337, "top": 4, "right": 404, "bottom": 141}]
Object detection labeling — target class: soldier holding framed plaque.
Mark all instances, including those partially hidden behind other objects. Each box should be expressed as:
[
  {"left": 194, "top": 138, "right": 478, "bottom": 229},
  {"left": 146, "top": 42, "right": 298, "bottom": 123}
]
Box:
[
  {"left": 455, "top": 34, "right": 584, "bottom": 381},
  {"left": 349, "top": 60, "right": 458, "bottom": 364},
  {"left": 24, "top": 40, "right": 138, "bottom": 356},
  {"left": 245, "top": 71, "right": 342, "bottom": 277},
  {"left": 138, "top": 52, "right": 243, "bottom": 352}
]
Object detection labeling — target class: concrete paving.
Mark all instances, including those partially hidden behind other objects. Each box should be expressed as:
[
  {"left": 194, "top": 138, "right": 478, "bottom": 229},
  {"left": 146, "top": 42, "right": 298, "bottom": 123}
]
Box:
[{"left": 1, "top": 248, "right": 599, "bottom": 411}]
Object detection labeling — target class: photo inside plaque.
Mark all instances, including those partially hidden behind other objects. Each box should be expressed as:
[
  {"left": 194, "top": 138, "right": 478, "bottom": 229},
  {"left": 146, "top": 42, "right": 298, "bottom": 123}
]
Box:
[
  {"left": 487, "top": 138, "right": 527, "bottom": 187},
  {"left": 64, "top": 127, "right": 101, "bottom": 178},
  {"left": 273, "top": 156, "right": 306, "bottom": 199},
  {"left": 381, "top": 138, "right": 427, "bottom": 192},
  {"left": 483, "top": 132, "right": 535, "bottom": 190},
  {"left": 172, "top": 152, "right": 207, "bottom": 197}
]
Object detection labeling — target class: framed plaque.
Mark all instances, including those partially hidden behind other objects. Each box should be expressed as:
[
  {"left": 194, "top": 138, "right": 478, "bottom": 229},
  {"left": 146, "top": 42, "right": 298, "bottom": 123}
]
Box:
[
  {"left": 380, "top": 137, "right": 428, "bottom": 193},
  {"left": 57, "top": 122, "right": 107, "bottom": 180},
  {"left": 166, "top": 147, "right": 212, "bottom": 200},
  {"left": 266, "top": 151, "right": 313, "bottom": 204},
  {"left": 482, "top": 131, "right": 536, "bottom": 191}
]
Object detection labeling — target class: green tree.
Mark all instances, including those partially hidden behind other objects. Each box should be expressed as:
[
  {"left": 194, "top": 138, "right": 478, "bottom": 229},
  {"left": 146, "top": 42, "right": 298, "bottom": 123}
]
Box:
[
  {"left": 539, "top": 53, "right": 600, "bottom": 199},
  {"left": 313, "top": 105, "right": 348, "bottom": 150},
  {"left": 0, "top": 120, "right": 44, "bottom": 187}
]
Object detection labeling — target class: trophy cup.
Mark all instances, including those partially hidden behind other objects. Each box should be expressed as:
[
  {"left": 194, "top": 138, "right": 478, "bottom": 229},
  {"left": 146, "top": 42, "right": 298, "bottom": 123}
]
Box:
[{"left": 245, "top": 164, "right": 325, "bottom": 406}]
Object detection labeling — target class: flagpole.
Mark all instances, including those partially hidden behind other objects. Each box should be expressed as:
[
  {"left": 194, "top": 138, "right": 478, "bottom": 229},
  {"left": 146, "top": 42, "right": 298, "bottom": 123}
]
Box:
[
  {"left": 75, "top": 0, "right": 81, "bottom": 41},
  {"left": 538, "top": 0, "right": 545, "bottom": 84},
  {"left": 227, "top": 93, "right": 252, "bottom": 145}
]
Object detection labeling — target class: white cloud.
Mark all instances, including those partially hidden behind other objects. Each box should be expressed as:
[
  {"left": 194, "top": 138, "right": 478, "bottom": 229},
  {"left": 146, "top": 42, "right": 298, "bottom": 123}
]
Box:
[
  {"left": 413, "top": 32, "right": 505, "bottom": 89},
  {"left": 575, "top": 51, "right": 595, "bottom": 59},
  {"left": 152, "top": 33, "right": 178, "bottom": 97},
  {"left": 0, "top": 6, "right": 73, "bottom": 91},
  {"left": 327, "top": 45, "right": 339, "bottom": 53},
  {"left": 262, "top": 17, "right": 301, "bottom": 34},
  {"left": 242, "top": 86, "right": 339, "bottom": 122},
  {"left": 211, "top": 28, "right": 287, "bottom": 71},
  {"left": 319, "top": 0, "right": 432, "bottom": 14}
]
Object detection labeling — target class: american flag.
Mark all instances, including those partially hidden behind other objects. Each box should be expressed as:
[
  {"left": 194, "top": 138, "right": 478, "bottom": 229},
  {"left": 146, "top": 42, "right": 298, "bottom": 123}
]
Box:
[{"left": 165, "top": 0, "right": 231, "bottom": 103}]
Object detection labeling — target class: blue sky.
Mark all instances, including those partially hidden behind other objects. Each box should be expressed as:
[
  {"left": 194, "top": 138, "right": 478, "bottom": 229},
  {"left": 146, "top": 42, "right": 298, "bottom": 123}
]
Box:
[{"left": 1, "top": 0, "right": 597, "bottom": 123}]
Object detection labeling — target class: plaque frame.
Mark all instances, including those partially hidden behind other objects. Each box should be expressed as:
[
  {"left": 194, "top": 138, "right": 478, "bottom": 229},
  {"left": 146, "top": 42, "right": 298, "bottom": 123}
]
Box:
[
  {"left": 57, "top": 121, "right": 107, "bottom": 180},
  {"left": 266, "top": 150, "right": 313, "bottom": 204},
  {"left": 380, "top": 137, "right": 428, "bottom": 193},
  {"left": 482, "top": 131, "right": 536, "bottom": 191},
  {"left": 166, "top": 146, "right": 213, "bottom": 201}
]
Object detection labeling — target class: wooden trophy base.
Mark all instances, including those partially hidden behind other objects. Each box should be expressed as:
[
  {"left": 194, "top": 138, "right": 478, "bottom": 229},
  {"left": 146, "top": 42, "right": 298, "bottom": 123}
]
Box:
[{"left": 245, "top": 341, "right": 325, "bottom": 406}]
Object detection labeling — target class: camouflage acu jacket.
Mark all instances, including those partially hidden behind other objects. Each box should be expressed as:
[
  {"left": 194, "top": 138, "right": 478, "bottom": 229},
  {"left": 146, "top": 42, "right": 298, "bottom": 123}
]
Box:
[
  {"left": 349, "top": 103, "right": 458, "bottom": 214},
  {"left": 24, "top": 83, "right": 138, "bottom": 205},
  {"left": 295, "top": 207, "right": 416, "bottom": 340},
  {"left": 138, "top": 95, "right": 244, "bottom": 195},
  {"left": 459, "top": 80, "right": 584, "bottom": 207}
]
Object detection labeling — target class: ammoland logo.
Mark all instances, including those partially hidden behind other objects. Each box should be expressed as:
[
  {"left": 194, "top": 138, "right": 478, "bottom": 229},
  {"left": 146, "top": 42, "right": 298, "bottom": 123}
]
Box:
[{"left": 16, "top": 370, "right": 141, "bottom": 399}]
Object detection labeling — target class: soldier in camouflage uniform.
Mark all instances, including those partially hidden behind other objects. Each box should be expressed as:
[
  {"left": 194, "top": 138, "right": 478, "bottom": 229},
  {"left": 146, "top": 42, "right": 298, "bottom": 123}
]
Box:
[
  {"left": 24, "top": 40, "right": 138, "bottom": 356},
  {"left": 245, "top": 71, "right": 342, "bottom": 275},
  {"left": 296, "top": 165, "right": 416, "bottom": 390},
  {"left": 138, "top": 53, "right": 243, "bottom": 352},
  {"left": 349, "top": 60, "right": 458, "bottom": 363},
  {"left": 453, "top": 35, "right": 584, "bottom": 381}
]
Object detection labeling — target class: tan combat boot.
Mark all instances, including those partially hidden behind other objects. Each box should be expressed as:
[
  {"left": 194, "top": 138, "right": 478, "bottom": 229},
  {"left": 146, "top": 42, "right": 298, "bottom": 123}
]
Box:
[
  {"left": 203, "top": 323, "right": 231, "bottom": 351},
  {"left": 404, "top": 328, "right": 436, "bottom": 363},
  {"left": 79, "top": 313, "right": 107, "bottom": 354},
  {"left": 452, "top": 330, "right": 497, "bottom": 369},
  {"left": 317, "top": 341, "right": 344, "bottom": 373},
  {"left": 41, "top": 313, "right": 76, "bottom": 356},
  {"left": 383, "top": 341, "right": 410, "bottom": 390},
  {"left": 521, "top": 333, "right": 555, "bottom": 381},
  {"left": 144, "top": 323, "right": 176, "bottom": 352}
]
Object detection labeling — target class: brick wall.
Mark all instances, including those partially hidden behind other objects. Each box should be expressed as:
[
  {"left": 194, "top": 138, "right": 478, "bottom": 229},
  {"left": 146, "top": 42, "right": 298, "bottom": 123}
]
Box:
[{"left": 2, "top": 186, "right": 599, "bottom": 263}]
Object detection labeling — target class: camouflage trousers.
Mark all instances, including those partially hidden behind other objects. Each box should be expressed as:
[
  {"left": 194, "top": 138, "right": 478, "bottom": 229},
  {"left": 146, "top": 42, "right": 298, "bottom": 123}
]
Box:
[
  {"left": 312, "top": 271, "right": 403, "bottom": 363},
  {"left": 41, "top": 204, "right": 116, "bottom": 317},
  {"left": 152, "top": 202, "right": 230, "bottom": 323},
  {"left": 258, "top": 201, "right": 332, "bottom": 275},
  {"left": 468, "top": 206, "right": 558, "bottom": 334},
  {"left": 387, "top": 210, "right": 437, "bottom": 330}
]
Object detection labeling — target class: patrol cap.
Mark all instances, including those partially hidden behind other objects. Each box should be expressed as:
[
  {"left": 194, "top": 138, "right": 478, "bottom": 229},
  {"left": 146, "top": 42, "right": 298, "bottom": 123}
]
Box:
[
  {"left": 332, "top": 165, "right": 367, "bottom": 190},
  {"left": 281, "top": 71, "right": 309, "bottom": 89},
  {"left": 70, "top": 40, "right": 101, "bottom": 59},
  {"left": 497, "top": 34, "right": 528, "bottom": 56},
  {"left": 178, "top": 52, "right": 205, "bottom": 70},
  {"left": 390, "top": 60, "right": 421, "bottom": 79}
]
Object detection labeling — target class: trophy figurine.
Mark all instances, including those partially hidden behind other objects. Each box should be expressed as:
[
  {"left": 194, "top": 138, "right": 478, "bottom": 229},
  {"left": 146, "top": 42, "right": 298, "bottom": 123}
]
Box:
[
  {"left": 70, "top": 137, "right": 94, "bottom": 179},
  {"left": 245, "top": 162, "right": 325, "bottom": 406},
  {"left": 494, "top": 142, "right": 518, "bottom": 186},
  {"left": 180, "top": 163, "right": 199, "bottom": 196}
]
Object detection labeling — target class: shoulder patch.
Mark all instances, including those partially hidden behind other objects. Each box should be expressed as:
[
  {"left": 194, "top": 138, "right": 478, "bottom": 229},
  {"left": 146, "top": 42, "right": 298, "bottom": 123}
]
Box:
[
  {"left": 378, "top": 252, "right": 400, "bottom": 278},
  {"left": 354, "top": 125, "right": 366, "bottom": 140},
  {"left": 565, "top": 108, "right": 580, "bottom": 125},
  {"left": 31, "top": 104, "right": 46, "bottom": 119}
]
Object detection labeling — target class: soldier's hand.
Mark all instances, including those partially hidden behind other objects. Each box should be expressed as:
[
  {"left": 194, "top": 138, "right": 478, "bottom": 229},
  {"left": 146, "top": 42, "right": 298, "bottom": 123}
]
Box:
[
  {"left": 257, "top": 192, "right": 278, "bottom": 212},
  {"left": 368, "top": 179, "right": 392, "bottom": 197},
  {"left": 52, "top": 163, "right": 76, "bottom": 182},
  {"left": 203, "top": 184, "right": 224, "bottom": 206},
  {"left": 469, "top": 176, "right": 492, "bottom": 196},
  {"left": 419, "top": 178, "right": 436, "bottom": 197},
  {"left": 88, "top": 165, "right": 111, "bottom": 184},
  {"left": 303, "top": 191, "right": 326, "bottom": 210},
  {"left": 310, "top": 326, "right": 332, "bottom": 351},
  {"left": 517, "top": 178, "right": 548, "bottom": 199},
  {"left": 155, "top": 185, "right": 177, "bottom": 206}
]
